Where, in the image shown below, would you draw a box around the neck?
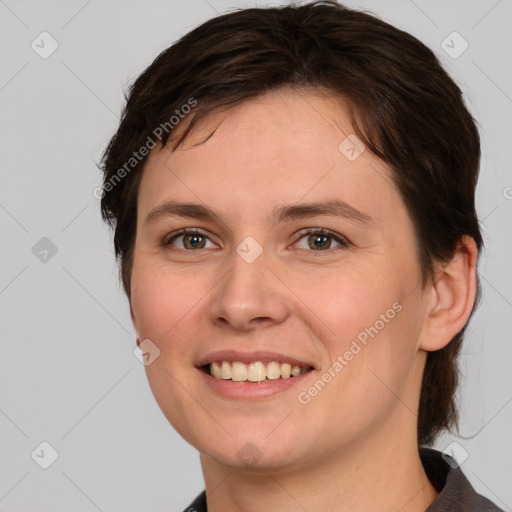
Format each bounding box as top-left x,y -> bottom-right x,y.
200,411 -> 438,512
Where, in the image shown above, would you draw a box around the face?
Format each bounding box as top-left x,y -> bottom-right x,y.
130,88 -> 430,472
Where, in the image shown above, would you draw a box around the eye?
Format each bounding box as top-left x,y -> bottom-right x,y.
163,229 -> 216,250
162,228 -> 349,253
293,228 -> 349,253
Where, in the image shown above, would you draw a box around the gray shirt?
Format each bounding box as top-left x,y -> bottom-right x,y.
183,448 -> 504,511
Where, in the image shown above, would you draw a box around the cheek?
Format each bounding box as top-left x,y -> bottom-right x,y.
131,262 -> 208,342
293,263 -> 419,407
296,307 -> 419,451
288,261 -> 399,345
130,264 -> 213,443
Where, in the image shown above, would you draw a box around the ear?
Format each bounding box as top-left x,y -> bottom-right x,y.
419,235 -> 479,352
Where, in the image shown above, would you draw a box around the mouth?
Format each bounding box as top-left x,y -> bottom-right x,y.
200,360 -> 314,383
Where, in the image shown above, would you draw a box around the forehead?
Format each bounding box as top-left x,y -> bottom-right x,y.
137,88 -> 400,224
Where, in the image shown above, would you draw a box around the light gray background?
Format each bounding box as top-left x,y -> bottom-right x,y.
1,0 -> 511,511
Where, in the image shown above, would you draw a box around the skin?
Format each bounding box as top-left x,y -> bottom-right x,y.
129,88 -> 478,512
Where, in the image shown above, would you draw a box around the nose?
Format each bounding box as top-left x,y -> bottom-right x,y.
208,246 -> 290,332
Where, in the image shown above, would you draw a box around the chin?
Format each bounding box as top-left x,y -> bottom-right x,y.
184,419 -> 315,471
203,437 -> 311,472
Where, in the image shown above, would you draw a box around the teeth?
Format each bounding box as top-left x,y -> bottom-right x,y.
266,361 -> 281,380
211,361 -> 222,379
247,362 -> 266,382
280,363 -> 291,378
208,361 -> 311,382
221,361 -> 232,380
232,362 -> 248,381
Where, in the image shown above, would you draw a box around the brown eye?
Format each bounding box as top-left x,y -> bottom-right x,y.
294,228 -> 348,252
182,233 -> 207,249
307,233 -> 333,250
164,229 -> 215,250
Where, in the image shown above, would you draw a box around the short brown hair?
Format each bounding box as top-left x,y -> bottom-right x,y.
99,0 -> 482,445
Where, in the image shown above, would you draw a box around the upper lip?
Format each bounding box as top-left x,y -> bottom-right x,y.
196,350 -> 316,369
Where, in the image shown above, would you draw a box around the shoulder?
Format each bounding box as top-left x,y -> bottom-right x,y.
182,490 -> 207,512
420,447 -> 505,512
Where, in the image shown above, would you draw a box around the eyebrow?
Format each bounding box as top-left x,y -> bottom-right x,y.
144,199 -> 375,227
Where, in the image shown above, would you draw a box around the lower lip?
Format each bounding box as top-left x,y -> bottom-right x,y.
198,368 -> 314,399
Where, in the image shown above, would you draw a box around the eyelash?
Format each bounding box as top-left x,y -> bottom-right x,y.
163,228 -> 349,255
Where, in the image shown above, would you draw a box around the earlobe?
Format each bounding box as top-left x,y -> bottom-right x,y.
420,236 -> 478,352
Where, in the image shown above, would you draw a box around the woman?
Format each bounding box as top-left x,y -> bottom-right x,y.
99,2 -> 504,510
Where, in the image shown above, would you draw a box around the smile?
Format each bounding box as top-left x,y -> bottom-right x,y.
205,361 -> 313,382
